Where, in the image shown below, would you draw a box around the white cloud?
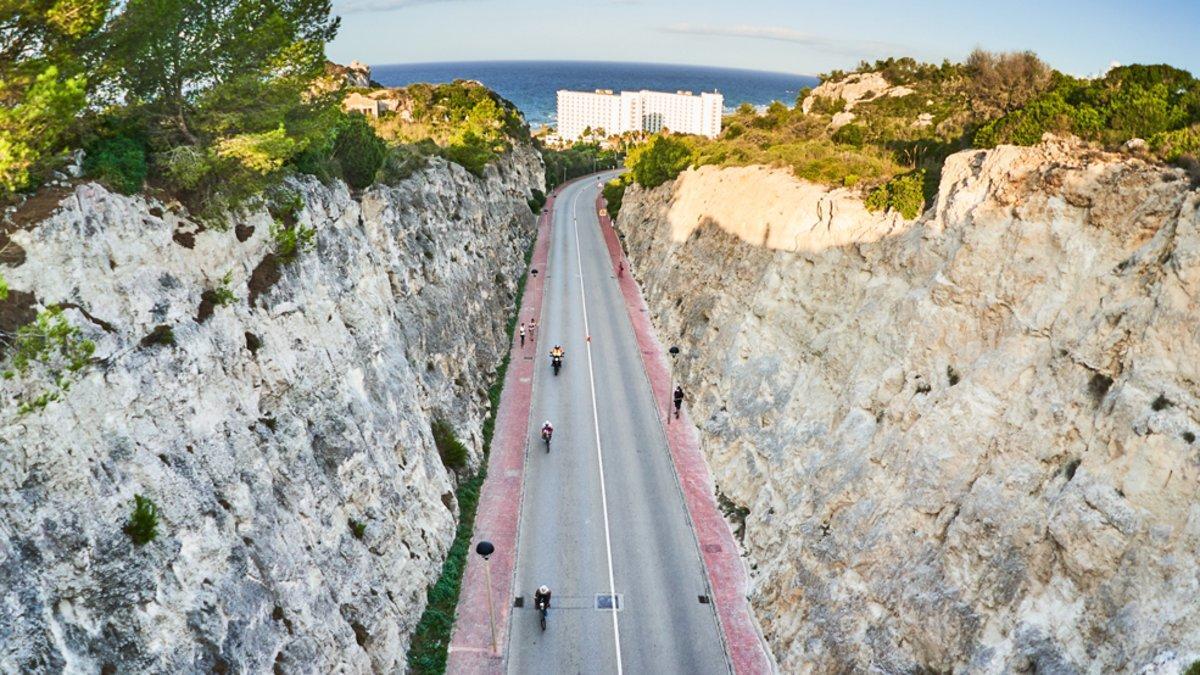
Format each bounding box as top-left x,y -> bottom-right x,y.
662,23 -> 916,59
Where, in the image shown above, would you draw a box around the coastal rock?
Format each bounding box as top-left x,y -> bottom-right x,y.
0,146 -> 543,672
801,71 -> 909,113
615,138 -> 1200,673
658,163 -> 912,253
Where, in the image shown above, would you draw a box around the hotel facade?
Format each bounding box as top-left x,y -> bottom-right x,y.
556,89 -> 723,141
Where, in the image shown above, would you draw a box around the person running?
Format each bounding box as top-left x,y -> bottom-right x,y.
519,321 -> 526,348
529,318 -> 537,342
673,385 -> 684,418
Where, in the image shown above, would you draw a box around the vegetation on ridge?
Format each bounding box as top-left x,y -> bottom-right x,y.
621,51 -> 1200,219
1,2 -> 533,216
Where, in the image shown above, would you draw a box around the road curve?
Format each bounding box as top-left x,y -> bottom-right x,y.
506,174 -> 730,674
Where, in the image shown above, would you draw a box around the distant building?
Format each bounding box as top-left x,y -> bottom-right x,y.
556,89 -> 723,141
342,91 -> 401,118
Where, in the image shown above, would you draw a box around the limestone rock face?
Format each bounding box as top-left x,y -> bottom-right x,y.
661,164 -> 911,253
801,71 -> 908,113
615,139 -> 1200,673
0,146 -> 543,672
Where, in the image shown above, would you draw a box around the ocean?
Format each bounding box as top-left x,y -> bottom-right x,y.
371,60 -> 819,128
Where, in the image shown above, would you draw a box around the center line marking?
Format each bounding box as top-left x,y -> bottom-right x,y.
570,183 -> 624,675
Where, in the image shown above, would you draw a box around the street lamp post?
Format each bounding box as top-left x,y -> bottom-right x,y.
668,346 -> 680,424
475,540 -> 498,654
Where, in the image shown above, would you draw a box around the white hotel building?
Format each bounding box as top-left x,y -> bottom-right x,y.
556,89 -> 723,141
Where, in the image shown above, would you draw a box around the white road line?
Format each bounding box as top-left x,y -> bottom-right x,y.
569,183 -> 624,675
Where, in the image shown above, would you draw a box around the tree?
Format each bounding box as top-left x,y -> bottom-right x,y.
104,0 -> 338,142
965,49 -> 1054,118
626,135 -> 693,188
0,0 -> 111,195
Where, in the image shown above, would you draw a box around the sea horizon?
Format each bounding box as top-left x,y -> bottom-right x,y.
371,60 -> 820,128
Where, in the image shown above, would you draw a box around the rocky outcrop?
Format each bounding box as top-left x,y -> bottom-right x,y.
801,71 -> 913,114
0,145 -> 542,672
615,139 -> 1200,673
658,164 -> 911,253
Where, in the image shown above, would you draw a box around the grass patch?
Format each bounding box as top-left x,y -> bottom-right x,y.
405,237 -> 534,674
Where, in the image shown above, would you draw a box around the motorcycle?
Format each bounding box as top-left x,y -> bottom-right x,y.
551,353 -> 563,376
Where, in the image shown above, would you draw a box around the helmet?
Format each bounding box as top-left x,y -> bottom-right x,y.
538,585 -> 550,594
544,420 -> 551,427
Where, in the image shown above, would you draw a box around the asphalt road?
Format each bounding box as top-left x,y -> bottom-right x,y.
507,174 -> 730,675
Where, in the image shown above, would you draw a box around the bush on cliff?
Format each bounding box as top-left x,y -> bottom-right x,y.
0,1 -> 105,197
602,176 -> 628,218
626,135 -> 693,188
431,418 -> 469,471
84,135 -> 148,195
974,64 -> 1200,155
370,81 -> 528,177
332,113 -> 387,189
125,494 -> 159,545
865,170 -> 926,219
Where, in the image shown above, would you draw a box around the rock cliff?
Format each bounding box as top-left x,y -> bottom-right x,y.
0,145 -> 542,672
615,139 -> 1200,673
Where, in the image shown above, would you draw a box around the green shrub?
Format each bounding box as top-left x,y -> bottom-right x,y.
626,135 -> 693,188
1184,660 -> 1200,675
441,130 -> 495,177
808,95 -> 846,115
348,518 -> 367,540
5,307 -> 95,414
602,177 -> 628,218
376,141 -> 437,183
865,170 -> 927,219
84,135 -> 147,194
1150,124 -> 1200,161
125,494 -> 159,545
832,123 -> 866,148
211,271 -> 237,306
527,188 -> 546,213
270,220 -> 316,264
431,418 -> 469,471
333,113 -> 387,189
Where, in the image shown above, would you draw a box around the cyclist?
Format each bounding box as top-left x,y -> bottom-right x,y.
534,585 -> 552,628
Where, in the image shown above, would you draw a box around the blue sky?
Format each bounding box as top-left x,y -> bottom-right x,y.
327,0 -> 1200,77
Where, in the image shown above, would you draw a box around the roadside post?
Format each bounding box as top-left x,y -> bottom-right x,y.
475,540 -> 498,654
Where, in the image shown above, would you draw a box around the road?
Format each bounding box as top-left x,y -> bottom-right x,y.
506,174 -> 730,675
